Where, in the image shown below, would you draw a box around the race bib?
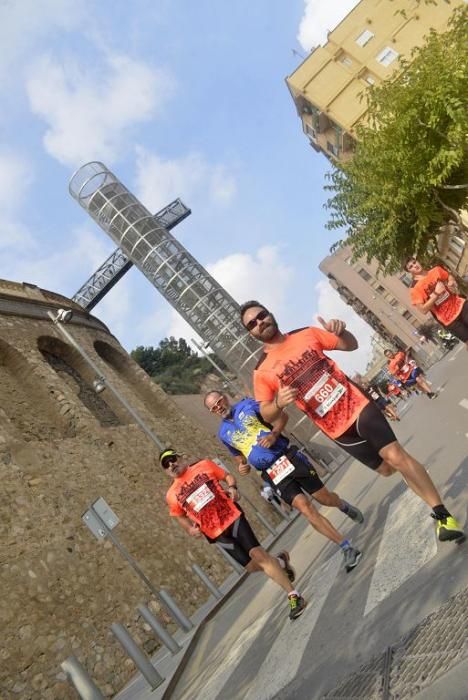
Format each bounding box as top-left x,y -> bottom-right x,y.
267,455 -> 295,485
186,484 -> 215,513
401,364 -> 410,373
434,290 -> 449,306
303,373 -> 347,417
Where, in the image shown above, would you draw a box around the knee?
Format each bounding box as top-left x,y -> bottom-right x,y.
378,462 -> 397,477
380,444 -> 405,468
248,546 -> 267,564
313,487 -> 333,506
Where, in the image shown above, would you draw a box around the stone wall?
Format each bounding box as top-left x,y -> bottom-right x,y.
0,287 -> 280,699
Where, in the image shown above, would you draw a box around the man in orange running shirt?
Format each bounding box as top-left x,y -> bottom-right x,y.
383,348 -> 435,398
161,448 -> 306,620
239,301 -> 464,544
404,258 -> 468,348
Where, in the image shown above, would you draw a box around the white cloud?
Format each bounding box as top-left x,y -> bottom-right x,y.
0,150 -> 35,251
0,0 -> 86,89
26,53 -> 175,166
314,279 -> 373,375
134,147 -> 237,213
297,0 -> 360,52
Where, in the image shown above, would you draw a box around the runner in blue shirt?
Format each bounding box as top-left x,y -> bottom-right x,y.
204,391 -> 364,573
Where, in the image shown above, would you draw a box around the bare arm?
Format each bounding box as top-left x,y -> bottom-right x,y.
415,293 -> 440,315
175,514 -> 202,538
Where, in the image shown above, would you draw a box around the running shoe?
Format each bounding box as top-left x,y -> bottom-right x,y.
343,502 -> 364,524
288,594 -> 307,620
432,515 -> 465,543
427,392 -> 438,399
342,546 -> 362,572
277,550 -> 296,583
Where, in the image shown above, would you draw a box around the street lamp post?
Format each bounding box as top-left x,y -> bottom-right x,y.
47,309 -> 165,450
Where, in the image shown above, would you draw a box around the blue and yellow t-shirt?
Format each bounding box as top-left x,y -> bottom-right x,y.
218,397 -> 289,471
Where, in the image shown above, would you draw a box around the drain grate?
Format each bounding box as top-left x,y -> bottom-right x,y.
323,587 -> 468,699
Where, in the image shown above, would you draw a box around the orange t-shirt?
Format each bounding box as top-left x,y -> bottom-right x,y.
165,460 -> 240,539
253,327 -> 369,440
410,266 -> 464,326
387,352 -> 413,382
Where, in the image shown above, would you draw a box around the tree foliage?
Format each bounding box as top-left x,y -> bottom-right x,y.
131,337 -> 228,394
325,6 -> 468,274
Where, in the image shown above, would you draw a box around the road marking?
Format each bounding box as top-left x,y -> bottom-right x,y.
200,607 -> 274,700
244,551 -> 342,700
459,399 -> 468,410
364,490 -> 437,617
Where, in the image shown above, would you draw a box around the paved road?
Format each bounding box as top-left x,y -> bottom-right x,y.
169,345 -> 468,700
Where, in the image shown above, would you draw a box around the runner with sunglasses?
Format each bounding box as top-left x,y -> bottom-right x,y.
239,301 -> 465,544
160,448 -> 307,620
204,391 -> 363,572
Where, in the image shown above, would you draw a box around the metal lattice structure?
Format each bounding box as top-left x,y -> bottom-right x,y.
72,199 -> 191,310
69,162 -> 345,465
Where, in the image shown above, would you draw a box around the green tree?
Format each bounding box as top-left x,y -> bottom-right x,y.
325,7 -> 467,273
131,337 -> 229,394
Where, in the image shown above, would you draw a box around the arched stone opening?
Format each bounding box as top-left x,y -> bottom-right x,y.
93,340 -> 169,418
37,336 -> 125,428
0,338 -> 71,441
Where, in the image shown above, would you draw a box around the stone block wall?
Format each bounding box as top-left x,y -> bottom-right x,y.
0,286 -> 281,699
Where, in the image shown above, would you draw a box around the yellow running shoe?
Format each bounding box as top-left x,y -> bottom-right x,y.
434,515 -> 465,543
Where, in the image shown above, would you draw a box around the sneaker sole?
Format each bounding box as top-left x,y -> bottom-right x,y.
348,511 -> 364,524
438,531 -> 466,544
345,550 -> 362,573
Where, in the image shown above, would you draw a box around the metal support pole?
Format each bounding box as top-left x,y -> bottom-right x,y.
47,311 -> 165,450
137,604 -> 181,656
111,623 -> 164,690
191,564 -> 223,600
215,543 -> 244,576
158,590 -> 193,632
61,655 -> 105,700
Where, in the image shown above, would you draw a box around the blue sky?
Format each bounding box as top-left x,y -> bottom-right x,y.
0,0 -> 374,374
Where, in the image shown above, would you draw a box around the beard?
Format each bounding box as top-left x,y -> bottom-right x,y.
257,315 -> 279,341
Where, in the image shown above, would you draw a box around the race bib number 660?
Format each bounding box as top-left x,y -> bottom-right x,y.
303,373 -> 346,417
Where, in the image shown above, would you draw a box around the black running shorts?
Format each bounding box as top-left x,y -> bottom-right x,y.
446,300 -> 468,342
333,401 -> 397,470
211,513 -> 260,567
263,447 -> 324,506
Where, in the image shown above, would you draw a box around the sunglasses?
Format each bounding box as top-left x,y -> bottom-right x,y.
162,456 -> 178,469
208,397 -> 224,413
245,309 -> 269,331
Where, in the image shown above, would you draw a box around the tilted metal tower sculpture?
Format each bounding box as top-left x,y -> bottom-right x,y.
69,162 -> 344,465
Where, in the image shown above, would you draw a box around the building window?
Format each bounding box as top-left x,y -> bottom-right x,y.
390,298 -> 398,307
376,47 -> 399,67
341,55 -> 353,68
402,310 -> 412,320
358,268 -> 372,282
363,72 -> 376,85
399,272 -> 413,288
356,29 -> 374,47
305,123 -> 317,141
376,285 -> 385,294
326,141 -> 339,156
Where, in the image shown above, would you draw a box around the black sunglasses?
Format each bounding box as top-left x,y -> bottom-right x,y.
162,456 -> 178,469
245,309 -> 269,331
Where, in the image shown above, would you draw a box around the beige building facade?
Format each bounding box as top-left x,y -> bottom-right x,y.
319,247 -> 443,365
286,0 -> 462,162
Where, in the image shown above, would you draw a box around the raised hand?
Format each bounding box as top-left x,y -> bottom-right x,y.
275,382 -> 298,409
317,316 -> 346,336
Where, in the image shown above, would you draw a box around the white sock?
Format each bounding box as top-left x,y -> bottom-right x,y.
288,589 -> 300,597
277,556 -> 286,569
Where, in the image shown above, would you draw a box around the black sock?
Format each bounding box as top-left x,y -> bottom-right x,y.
432,504 -> 451,519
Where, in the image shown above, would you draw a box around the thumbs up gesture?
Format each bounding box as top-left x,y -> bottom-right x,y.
317,316 -> 346,337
